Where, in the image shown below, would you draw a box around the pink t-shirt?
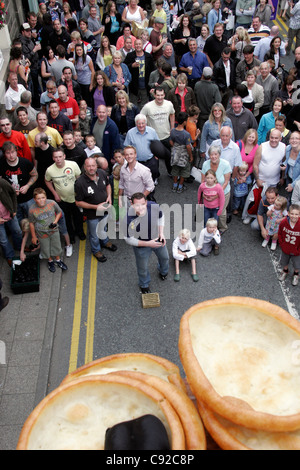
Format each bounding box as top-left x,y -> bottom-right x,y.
198,182 -> 225,216
0,201 -> 11,221
237,140 -> 258,175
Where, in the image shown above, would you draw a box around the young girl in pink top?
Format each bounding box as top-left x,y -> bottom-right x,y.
198,169 -> 225,226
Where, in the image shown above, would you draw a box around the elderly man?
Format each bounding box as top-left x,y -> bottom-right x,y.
179,38 -> 209,88
209,126 -> 243,222
0,177 -> 23,267
226,95 -> 258,141
123,192 -> 169,294
91,105 -> 120,165
75,157 -> 117,262
256,61 -> 279,121
123,114 -> 160,182
253,129 -> 286,189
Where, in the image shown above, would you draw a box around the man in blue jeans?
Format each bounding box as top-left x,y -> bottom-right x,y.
124,192 -> 169,294
75,157 -> 117,262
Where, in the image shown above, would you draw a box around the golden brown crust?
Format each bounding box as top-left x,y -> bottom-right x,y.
62,353 -> 186,391
179,297 -> 300,432
112,370 -> 207,450
17,374 -> 186,450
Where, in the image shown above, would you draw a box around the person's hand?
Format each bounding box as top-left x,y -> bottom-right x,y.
19,184 -> 29,195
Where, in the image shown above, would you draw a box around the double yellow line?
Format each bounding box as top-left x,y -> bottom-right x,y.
68,234 -> 98,374
273,15 -> 296,45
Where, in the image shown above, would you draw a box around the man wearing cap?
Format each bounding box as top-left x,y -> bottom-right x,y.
19,22 -> 41,109
194,67 -> 221,130
235,44 -> 261,85
179,38 -> 209,88
150,17 -> 168,61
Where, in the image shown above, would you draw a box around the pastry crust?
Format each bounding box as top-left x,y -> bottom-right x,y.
17,374 -> 186,450
179,296 -> 300,432
62,353 -> 186,391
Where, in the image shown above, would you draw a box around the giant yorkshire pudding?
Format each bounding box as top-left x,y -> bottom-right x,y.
179,296 -> 300,432
16,374 -> 185,450
62,353 -> 186,391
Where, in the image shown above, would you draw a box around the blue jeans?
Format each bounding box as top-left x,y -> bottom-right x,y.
0,216 -> 23,260
87,216 -> 109,254
133,245 -> 169,288
204,206 -> 219,226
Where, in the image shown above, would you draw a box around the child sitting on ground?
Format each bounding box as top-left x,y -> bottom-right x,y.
198,169 -> 225,226
170,111 -> 193,194
278,204 -> 300,286
84,135 -> 102,158
28,188 -> 68,273
263,195 -> 288,251
172,228 -> 199,282
233,162 -> 249,215
197,218 -> 221,256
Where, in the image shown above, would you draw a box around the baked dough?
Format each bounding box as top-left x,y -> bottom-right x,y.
198,401 -> 300,450
179,297 -> 300,432
17,375 -> 186,450
62,353 -> 186,391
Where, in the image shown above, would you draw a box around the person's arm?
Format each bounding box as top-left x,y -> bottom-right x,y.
45,178 -> 61,202
19,167 -> 38,195
222,172 -> 231,191
253,145 -> 264,187
29,221 -> 38,246
169,113 -> 175,130
89,59 -> 95,91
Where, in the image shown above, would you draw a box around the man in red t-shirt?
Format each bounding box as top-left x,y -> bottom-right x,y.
56,85 -> 80,129
0,116 -> 32,162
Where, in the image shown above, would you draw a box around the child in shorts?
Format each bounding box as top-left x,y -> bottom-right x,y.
172,228 -> 199,282
170,112 -> 193,194
278,204 -> 300,286
263,195 -> 288,251
28,188 -> 68,273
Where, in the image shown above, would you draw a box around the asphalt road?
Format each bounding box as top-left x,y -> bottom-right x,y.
47,160 -> 300,392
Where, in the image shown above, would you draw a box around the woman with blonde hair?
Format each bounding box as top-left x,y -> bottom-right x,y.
236,128 -> 259,184
121,0 -> 145,25
200,103 -> 233,155
103,50 -> 132,92
110,90 -> 139,145
228,26 -> 251,62
61,2 -> 78,29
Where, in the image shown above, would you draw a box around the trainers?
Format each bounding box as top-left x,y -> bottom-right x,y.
243,216 -> 252,225
55,259 -> 68,270
279,270 -> 288,282
65,245 -> 73,257
140,287 -> 151,294
271,241 -> 277,251
172,185 -> 178,193
177,186 -> 183,194
292,274 -> 299,286
262,238 -> 269,248
48,261 -> 56,273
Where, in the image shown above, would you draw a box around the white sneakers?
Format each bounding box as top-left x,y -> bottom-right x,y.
65,245 -> 73,257
279,270 -> 299,286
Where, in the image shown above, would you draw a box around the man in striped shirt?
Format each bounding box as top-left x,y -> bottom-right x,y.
248,16 -> 270,47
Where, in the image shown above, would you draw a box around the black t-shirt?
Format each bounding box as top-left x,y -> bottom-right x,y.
0,156 -> 35,203
47,112 -> 73,136
63,144 -> 87,170
203,34 -> 228,65
35,145 -> 54,184
75,169 -> 109,219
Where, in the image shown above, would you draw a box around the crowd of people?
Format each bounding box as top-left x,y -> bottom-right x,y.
0,0 -> 300,299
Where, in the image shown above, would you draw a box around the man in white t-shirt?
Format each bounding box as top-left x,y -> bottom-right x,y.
45,147 -> 86,247
4,72 -> 26,114
253,129 -> 286,188
140,86 -> 175,174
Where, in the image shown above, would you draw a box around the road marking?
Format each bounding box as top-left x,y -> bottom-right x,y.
85,255 -> 98,364
68,237 -> 87,373
268,247 -> 299,320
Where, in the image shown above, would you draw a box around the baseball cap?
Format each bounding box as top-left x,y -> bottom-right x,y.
22,23 -> 31,30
